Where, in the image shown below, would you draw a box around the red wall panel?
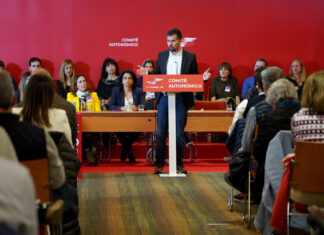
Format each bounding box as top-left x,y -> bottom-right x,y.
1,0 -> 323,97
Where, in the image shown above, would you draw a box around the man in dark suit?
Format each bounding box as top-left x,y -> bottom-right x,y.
139,28 -> 210,174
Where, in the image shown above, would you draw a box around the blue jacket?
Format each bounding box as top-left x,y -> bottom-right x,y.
241,75 -> 255,99
109,86 -> 145,111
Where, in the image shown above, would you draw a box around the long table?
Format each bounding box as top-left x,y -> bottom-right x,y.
81,110 -> 234,132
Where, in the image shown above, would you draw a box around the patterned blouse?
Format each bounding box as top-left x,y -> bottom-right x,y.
291,107 -> 324,146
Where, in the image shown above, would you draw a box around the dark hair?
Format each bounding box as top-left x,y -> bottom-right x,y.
118,70 -> 137,90
167,28 -> 182,40
72,74 -> 91,95
0,71 -> 14,109
254,66 -> 266,91
217,62 -> 233,78
100,58 -> 119,80
0,60 -> 5,69
21,74 -> 55,127
28,57 -> 42,66
142,59 -> 155,68
255,58 -> 268,67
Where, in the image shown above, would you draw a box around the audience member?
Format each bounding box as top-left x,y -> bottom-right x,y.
67,74 -> 101,166
243,66 -> 267,118
0,71 -> 65,189
96,57 -> 119,110
241,66 -> 284,153
233,67 -> 284,201
252,79 -> 300,203
15,71 -> 30,104
210,62 -> 240,107
0,60 -> 17,91
241,58 -> 267,99
28,57 -> 41,72
110,70 -> 145,162
137,59 -> 156,110
290,70 -> 324,146
0,126 -> 18,162
286,59 -> 307,100
0,157 -> 38,235
13,74 -> 73,146
57,59 -> 75,99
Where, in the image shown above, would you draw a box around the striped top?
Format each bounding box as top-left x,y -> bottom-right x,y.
291,107 -> 324,146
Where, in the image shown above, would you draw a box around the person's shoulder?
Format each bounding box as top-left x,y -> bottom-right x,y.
183,49 -> 196,56
157,50 -> 169,57
244,75 -> 254,81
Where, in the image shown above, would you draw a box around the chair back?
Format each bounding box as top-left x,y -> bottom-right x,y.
194,101 -> 226,110
20,158 -> 51,202
292,141 -> 324,193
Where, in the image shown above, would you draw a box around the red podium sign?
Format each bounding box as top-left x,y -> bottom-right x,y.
143,74 -> 203,92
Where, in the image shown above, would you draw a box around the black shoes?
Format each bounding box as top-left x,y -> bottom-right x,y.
154,166 -> 163,174
177,165 -> 188,174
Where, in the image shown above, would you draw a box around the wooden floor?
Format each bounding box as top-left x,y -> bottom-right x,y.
78,172 -> 258,235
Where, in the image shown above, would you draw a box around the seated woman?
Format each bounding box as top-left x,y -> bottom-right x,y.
109,70 -> 145,163
96,57 -> 119,110
210,62 -> 240,108
252,78 -> 301,203
286,59 -> 307,100
57,59 -> 75,99
67,74 -> 101,166
13,73 -> 72,146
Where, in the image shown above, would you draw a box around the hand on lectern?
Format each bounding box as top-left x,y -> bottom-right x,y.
137,65 -> 148,76
203,68 -> 211,81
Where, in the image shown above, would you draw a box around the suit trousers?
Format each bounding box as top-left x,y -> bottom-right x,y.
156,96 -> 187,167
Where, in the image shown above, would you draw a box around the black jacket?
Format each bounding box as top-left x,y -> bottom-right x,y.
153,49 -> 198,110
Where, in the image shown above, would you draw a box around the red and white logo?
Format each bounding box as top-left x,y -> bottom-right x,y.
181,37 -> 197,48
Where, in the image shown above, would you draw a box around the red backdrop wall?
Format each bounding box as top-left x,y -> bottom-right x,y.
1,0 -> 324,98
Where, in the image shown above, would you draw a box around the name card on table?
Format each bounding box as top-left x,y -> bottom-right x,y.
143,75 -> 203,92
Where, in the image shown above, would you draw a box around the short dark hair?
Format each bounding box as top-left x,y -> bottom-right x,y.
167,28 -> 182,40
142,59 -> 155,68
0,60 -> 5,69
100,57 -> 119,80
255,58 -> 267,67
0,71 -> 14,109
217,62 -> 233,78
28,57 -> 42,66
254,66 -> 266,91
118,70 -> 137,90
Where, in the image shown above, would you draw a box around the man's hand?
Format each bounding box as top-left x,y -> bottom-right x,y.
203,68 -> 211,81
137,65 -> 148,76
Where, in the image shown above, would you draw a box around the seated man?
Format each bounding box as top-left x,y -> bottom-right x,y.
241,58 -> 267,100
0,71 -> 65,189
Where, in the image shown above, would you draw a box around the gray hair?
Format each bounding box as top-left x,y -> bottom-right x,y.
266,78 -> 298,105
261,66 -> 284,87
0,71 -> 15,109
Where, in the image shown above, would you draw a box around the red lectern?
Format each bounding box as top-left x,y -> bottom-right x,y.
143,74 -> 203,177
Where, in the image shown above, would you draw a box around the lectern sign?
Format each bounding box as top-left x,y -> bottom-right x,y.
143,74 -> 203,92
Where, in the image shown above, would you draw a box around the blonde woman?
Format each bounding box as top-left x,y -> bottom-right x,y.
57,59 -> 75,99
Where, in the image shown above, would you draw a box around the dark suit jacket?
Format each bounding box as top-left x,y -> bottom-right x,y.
109,86 -> 145,111
153,49 -> 198,109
